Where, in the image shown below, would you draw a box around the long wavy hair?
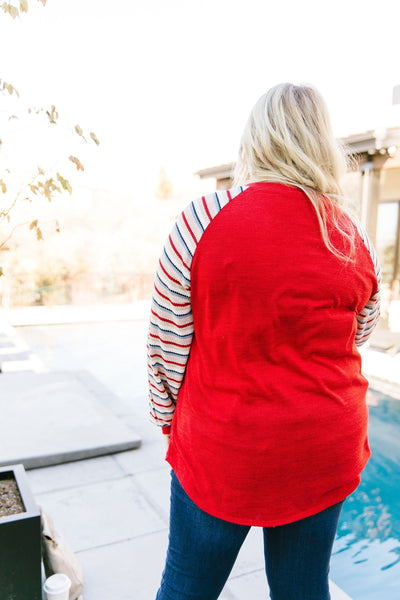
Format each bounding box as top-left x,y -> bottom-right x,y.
233,82 -> 355,260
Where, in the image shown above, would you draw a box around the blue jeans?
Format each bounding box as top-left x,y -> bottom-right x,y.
156,471 -> 344,600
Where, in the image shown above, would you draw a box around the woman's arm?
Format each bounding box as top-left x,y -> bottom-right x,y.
354,222 -> 382,346
147,216 -> 194,431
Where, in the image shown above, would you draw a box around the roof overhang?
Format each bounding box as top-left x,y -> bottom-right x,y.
339,126 -> 400,156
196,127 -> 400,181
195,162 -> 235,180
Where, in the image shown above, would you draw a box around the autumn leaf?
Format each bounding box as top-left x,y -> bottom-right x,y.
1,81 -> 19,97
68,155 -> 84,171
90,132 -> 100,146
2,4 -> 19,18
29,184 -> 39,194
19,0 -> 28,12
46,105 -> 58,124
74,125 -> 86,141
0,180 -> 6,194
56,173 -> 72,194
8,114 -> 18,121
39,0 -> 47,5
36,227 -> 43,241
37,166 -> 45,175
42,177 -> 61,200
29,219 -> 38,230
0,266 -> 3,277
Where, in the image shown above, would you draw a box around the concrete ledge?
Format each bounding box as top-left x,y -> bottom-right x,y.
0,370 -> 141,469
365,375 -> 400,401
360,345 -> 400,400
0,318 -> 46,373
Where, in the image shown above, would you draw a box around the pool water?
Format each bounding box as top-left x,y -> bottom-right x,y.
330,389 -> 400,599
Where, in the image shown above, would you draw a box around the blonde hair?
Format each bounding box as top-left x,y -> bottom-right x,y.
233,82 -> 355,260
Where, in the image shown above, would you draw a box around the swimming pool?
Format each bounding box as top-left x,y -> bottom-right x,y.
330,389 -> 400,599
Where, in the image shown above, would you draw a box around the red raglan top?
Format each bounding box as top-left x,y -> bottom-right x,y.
147,183 -> 381,526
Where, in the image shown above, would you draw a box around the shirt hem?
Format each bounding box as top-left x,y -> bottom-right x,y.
166,454 -> 360,527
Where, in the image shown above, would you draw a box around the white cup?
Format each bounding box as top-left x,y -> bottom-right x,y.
43,573 -> 71,600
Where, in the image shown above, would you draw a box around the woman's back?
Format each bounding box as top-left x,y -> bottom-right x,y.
163,182 -> 379,525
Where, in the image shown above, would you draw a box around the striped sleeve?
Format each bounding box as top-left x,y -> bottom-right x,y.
147,187 -> 245,430
354,221 -> 381,346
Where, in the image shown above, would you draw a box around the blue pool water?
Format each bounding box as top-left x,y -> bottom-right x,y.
330,389 -> 400,599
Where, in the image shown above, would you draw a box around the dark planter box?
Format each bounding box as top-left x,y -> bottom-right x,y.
0,464 -> 42,600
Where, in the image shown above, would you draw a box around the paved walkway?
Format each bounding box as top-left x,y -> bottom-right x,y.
2,304 -> 399,600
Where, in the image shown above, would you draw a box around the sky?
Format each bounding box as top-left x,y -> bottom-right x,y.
1,0 -> 400,201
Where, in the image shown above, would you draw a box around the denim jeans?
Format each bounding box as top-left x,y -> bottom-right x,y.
156,470 -> 344,600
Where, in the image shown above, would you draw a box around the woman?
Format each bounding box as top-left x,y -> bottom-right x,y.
147,83 -> 381,600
